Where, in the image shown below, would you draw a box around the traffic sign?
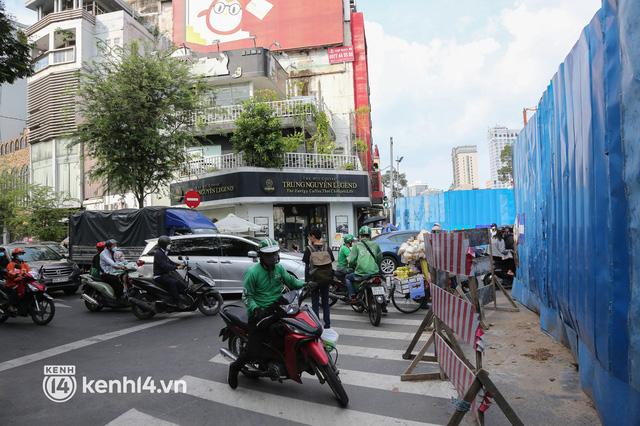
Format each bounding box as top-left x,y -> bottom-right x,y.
184,190 -> 201,209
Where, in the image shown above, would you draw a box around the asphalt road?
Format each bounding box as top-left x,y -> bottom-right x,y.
0,291 -> 465,426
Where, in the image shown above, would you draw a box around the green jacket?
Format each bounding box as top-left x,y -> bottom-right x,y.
347,239 -> 382,276
337,245 -> 351,269
242,263 -> 305,315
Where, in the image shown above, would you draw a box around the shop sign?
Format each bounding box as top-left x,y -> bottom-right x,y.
328,46 -> 355,64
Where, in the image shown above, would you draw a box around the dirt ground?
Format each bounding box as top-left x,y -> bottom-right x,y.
470,292 -> 600,425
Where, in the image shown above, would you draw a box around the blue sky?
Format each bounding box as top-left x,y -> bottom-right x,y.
5,0 -> 602,189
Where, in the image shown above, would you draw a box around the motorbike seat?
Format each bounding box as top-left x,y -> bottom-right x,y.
223,304 -> 248,327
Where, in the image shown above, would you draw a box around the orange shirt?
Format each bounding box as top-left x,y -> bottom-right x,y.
5,261 -> 31,289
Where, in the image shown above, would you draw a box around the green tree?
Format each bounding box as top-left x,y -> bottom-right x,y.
0,2 -> 33,84
382,170 -> 407,199
74,40 -> 207,208
231,97 -> 285,168
498,144 -> 514,184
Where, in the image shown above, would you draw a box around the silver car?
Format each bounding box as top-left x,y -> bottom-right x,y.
138,234 -> 305,294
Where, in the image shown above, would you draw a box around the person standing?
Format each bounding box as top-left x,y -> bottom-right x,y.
302,228 -> 334,329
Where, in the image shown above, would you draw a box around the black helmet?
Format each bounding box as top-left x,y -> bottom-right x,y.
105,239 -> 117,248
158,236 -> 171,249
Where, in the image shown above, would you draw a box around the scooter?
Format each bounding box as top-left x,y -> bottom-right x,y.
0,269 -> 56,325
80,262 -> 139,312
218,285 -> 349,408
349,275 -> 386,326
127,256 -> 223,320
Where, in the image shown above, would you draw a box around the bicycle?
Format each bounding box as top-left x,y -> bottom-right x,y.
387,275 -> 429,314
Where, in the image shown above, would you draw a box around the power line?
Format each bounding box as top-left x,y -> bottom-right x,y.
0,114 -> 27,122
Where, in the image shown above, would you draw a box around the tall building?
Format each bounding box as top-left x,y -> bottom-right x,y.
488,125 -> 519,189
451,145 -> 479,190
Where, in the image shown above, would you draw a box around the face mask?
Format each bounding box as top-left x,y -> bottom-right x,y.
0,252 -> 4,257
16,255 -> 24,262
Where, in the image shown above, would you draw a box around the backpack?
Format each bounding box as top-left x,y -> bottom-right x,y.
308,244 -> 334,284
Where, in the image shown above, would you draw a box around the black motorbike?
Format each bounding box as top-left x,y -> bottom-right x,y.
127,257 -> 223,320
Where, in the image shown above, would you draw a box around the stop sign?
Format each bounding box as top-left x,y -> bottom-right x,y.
184,190 -> 201,209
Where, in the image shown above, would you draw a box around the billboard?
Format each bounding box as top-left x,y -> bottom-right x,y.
173,0 -> 345,52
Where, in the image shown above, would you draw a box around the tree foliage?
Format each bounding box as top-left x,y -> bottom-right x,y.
382,170 -> 408,199
0,2 -> 33,84
74,40 -> 207,208
498,144 -> 514,184
231,97 -> 285,168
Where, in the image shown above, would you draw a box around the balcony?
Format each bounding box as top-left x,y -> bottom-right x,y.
32,47 -> 76,73
188,97 -> 334,136
25,9 -> 96,37
181,152 -> 363,177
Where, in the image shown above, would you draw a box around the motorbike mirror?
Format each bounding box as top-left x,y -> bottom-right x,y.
248,251 -> 258,259
177,256 -> 183,260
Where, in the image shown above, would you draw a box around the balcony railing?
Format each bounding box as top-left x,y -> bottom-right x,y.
32,47 -> 76,73
189,97 -> 321,128
181,152 -> 362,177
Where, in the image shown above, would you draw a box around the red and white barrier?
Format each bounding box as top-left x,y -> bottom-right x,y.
435,332 -> 477,411
430,283 -> 478,344
425,232 -> 470,276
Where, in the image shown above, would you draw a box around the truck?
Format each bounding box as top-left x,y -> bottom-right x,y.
69,207 -> 218,268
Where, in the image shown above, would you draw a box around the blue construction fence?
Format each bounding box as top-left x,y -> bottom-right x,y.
394,189 -> 515,231
512,0 -> 640,424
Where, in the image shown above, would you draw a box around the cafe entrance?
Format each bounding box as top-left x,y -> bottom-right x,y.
274,204 -> 328,251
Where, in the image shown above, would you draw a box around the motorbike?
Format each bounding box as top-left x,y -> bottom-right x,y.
218,285 -> 349,408
348,274 -> 386,326
0,269 -> 56,325
80,262 -> 139,312
127,256 -> 224,320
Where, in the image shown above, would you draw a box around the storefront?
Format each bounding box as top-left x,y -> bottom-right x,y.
170,169 -> 370,249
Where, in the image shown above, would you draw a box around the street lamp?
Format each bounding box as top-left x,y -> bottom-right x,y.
395,156 -> 404,198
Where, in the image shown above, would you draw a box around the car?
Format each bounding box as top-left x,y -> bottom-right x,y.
138,234 -> 306,294
3,244 -> 81,295
372,230 -> 420,274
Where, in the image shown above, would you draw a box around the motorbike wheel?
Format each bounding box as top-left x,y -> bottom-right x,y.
0,312 -> 8,323
350,299 -> 365,313
328,282 -> 340,307
367,289 -> 382,327
197,292 -> 223,316
131,293 -> 155,320
30,297 -> 55,325
317,363 -> 349,408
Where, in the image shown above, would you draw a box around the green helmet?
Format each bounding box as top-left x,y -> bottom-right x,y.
258,238 -> 280,254
358,226 -> 371,236
343,234 -> 355,244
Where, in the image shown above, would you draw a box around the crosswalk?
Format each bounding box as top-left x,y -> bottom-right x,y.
105,304 -> 456,426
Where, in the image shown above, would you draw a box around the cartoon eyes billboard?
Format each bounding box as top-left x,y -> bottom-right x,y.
173,0 -> 345,52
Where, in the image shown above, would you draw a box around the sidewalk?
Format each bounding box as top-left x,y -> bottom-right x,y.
477,292 -> 600,425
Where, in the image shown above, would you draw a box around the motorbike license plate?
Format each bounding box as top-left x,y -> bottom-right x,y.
371,286 -> 385,296
52,277 -> 68,283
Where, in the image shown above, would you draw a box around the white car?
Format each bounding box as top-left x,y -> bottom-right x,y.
138,234 -> 306,294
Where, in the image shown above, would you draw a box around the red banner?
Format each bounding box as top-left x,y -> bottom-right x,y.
173,0 -> 344,53
328,46 -> 355,64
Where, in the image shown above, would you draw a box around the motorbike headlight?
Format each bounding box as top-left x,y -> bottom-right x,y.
28,283 -> 39,292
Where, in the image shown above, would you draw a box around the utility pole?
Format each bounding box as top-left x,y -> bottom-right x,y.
389,137 -> 394,223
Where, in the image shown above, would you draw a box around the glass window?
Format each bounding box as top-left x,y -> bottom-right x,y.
19,246 -> 63,262
219,237 -> 256,257
389,233 -> 418,244
171,237 -> 220,257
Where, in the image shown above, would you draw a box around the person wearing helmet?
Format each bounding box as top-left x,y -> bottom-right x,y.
336,234 -> 355,276
345,226 -> 382,304
100,239 -> 125,299
228,238 -> 305,390
153,236 -> 186,308
4,248 -> 32,312
0,247 -> 9,279
91,242 -> 106,280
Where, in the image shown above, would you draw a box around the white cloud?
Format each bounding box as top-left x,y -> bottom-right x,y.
366,0 -> 600,190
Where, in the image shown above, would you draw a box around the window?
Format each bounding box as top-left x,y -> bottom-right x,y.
170,237 -> 221,257
389,233 -> 417,244
219,237 -> 256,257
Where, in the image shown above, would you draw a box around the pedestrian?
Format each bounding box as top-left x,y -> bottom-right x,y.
302,227 -> 334,329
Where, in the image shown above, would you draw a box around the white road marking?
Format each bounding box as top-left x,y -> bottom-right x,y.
0,318 -> 179,373
338,344 -> 414,360
105,408 -> 178,426
181,375 -> 443,426
333,327 -> 422,341
55,303 -> 72,308
209,355 -> 454,399
330,314 -> 424,327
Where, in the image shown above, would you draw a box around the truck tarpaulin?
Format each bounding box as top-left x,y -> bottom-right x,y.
512,0 -> 640,423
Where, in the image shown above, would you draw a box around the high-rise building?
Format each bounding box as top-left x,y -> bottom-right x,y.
451,145 -> 479,190
488,126 -> 519,189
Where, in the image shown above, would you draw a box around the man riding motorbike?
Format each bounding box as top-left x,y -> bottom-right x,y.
336,234 -> 354,277
228,238 -> 305,390
4,247 -> 32,312
153,236 -> 186,309
99,239 -> 125,299
345,226 -> 382,304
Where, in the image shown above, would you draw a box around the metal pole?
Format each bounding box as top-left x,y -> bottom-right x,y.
389,137 -> 394,223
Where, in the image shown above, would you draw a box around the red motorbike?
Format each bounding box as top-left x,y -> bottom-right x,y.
219,285 -> 349,407
0,269 -> 56,325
